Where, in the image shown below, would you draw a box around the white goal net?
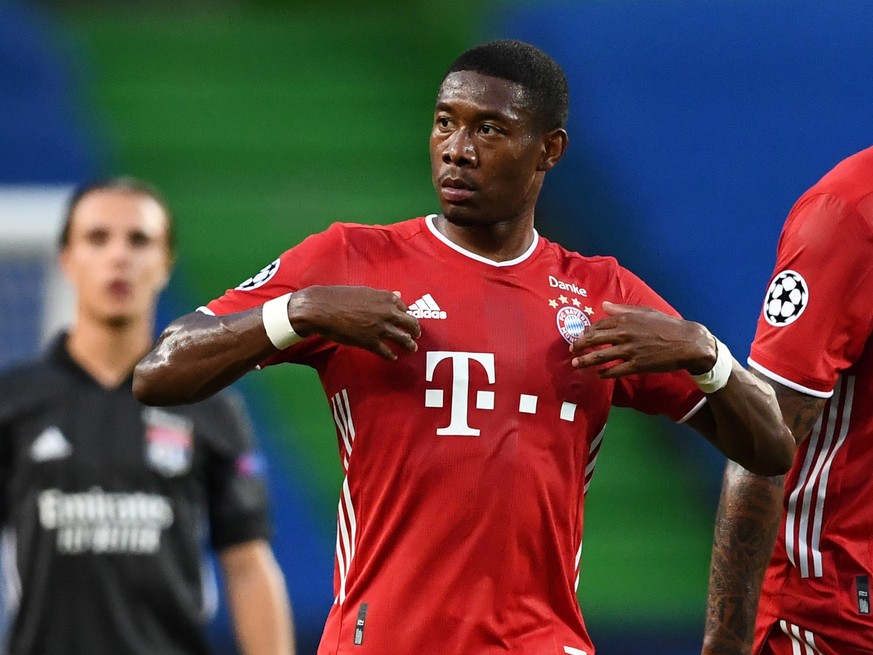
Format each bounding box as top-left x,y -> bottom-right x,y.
0,186 -> 76,370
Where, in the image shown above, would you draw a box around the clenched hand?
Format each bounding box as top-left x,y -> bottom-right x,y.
289,285 -> 422,360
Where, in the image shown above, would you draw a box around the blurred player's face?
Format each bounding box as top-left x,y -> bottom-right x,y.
60,190 -> 172,328
430,71 -> 564,228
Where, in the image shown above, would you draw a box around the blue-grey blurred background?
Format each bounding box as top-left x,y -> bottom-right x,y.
1,1 -> 870,653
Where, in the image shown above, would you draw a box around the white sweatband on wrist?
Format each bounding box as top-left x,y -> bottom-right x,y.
261,292 -> 304,350
691,336 -> 733,394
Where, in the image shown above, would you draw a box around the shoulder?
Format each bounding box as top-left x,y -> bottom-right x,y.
326,217 -> 426,246
794,147 -> 873,233
172,388 -> 254,453
0,357 -> 63,420
539,235 -> 620,269
539,235 -> 638,284
539,234 -> 671,309
782,191 -> 873,257
280,217 -> 426,261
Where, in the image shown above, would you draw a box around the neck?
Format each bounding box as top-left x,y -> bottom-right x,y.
66,316 -> 154,389
433,214 -> 536,263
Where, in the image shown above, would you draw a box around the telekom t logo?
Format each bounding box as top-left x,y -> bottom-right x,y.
424,351 -> 495,436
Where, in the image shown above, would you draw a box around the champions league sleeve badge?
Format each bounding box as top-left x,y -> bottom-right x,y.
235,258 -> 280,291
763,270 -> 809,327
143,408 -> 194,477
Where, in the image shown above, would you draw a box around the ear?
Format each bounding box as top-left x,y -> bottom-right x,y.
57,247 -> 73,281
537,128 -> 568,172
157,251 -> 175,291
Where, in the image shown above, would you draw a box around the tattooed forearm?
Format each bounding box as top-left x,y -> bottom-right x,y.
701,461 -> 784,655
750,369 -> 826,445
702,373 -> 825,655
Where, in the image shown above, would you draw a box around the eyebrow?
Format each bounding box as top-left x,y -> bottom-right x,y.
80,226 -> 158,240
434,101 -> 518,123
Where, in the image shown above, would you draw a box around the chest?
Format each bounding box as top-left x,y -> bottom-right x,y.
323,262 -> 617,444
6,387 -> 201,494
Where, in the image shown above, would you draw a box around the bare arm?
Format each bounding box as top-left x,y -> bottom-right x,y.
700,376 -> 826,655
220,540 -> 295,655
134,285 -> 421,405
570,302 -> 795,476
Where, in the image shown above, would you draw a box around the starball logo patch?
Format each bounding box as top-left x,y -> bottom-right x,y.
236,259 -> 280,291
763,270 -> 809,327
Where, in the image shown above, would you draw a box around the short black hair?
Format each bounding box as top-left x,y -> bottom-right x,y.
59,176 -> 176,253
444,39 -> 569,133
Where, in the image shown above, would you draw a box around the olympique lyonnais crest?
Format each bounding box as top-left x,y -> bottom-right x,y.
143,408 -> 194,477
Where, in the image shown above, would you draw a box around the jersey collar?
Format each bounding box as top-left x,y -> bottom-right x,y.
424,214 -> 540,268
47,332 -> 134,391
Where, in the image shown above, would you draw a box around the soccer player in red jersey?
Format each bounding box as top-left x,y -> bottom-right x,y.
135,41 -> 794,655
701,146 -> 873,655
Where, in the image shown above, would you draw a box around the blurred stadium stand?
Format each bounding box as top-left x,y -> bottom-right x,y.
2,1 -> 872,654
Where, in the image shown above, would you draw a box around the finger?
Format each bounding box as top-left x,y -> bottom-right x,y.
373,340 -> 398,361
394,312 -> 422,339
571,345 -> 626,369
595,361 -> 638,379
570,328 -> 619,353
602,301 -> 644,315
602,300 -> 624,316
384,327 -> 419,352
391,291 -> 409,312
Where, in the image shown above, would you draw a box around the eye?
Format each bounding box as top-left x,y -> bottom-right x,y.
436,116 -> 452,129
128,231 -> 152,248
479,123 -> 499,135
84,229 -> 109,246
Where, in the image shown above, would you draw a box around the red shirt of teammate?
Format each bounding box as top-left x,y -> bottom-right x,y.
749,145 -> 873,654
204,216 -> 705,655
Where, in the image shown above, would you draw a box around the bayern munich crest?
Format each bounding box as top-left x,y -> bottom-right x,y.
556,305 -> 590,344
236,258 -> 280,291
763,270 -> 809,327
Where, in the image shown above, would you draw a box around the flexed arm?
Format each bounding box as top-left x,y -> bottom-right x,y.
570,302 -> 795,476
700,379 -> 824,655
134,285 -> 421,406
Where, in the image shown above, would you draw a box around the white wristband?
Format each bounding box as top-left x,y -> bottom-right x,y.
691,336 -> 733,394
261,292 -> 304,350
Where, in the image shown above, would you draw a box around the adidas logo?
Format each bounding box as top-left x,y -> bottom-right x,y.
30,426 -> 73,462
407,293 -> 447,320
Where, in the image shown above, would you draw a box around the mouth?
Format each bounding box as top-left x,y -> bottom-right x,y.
107,280 -> 132,298
439,176 -> 477,203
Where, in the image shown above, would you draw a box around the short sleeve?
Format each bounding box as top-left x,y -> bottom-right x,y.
0,416 -> 9,526
203,391 -> 273,550
202,222 -> 351,368
610,268 -> 706,422
204,222 -> 350,316
749,194 -> 873,396
0,373 -> 17,526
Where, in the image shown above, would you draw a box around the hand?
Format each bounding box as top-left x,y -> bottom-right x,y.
569,301 -> 715,378
288,285 -> 421,360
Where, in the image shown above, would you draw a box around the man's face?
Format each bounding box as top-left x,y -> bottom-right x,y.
430,71 -> 548,227
60,189 -> 172,328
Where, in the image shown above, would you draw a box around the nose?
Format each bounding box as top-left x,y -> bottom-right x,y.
442,129 -> 478,167
106,236 -> 133,267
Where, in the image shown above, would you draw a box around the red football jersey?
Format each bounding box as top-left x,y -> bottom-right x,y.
205,216 -> 705,655
749,147 -> 873,653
